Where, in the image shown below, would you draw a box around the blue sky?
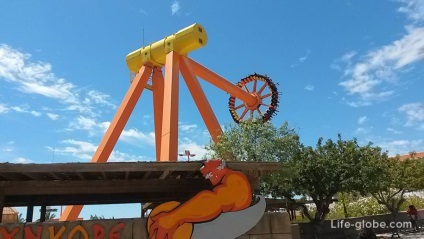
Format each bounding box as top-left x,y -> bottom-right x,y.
1,0 -> 424,219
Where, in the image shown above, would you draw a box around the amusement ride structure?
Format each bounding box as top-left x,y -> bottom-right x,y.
60,23 -> 279,221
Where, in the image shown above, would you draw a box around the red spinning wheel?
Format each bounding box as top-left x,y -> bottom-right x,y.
229,73 -> 279,124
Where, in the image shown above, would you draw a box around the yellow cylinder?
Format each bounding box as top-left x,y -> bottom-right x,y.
126,23 -> 208,72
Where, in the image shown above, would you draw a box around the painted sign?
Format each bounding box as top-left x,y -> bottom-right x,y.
147,159 -> 265,239
0,220 -> 129,239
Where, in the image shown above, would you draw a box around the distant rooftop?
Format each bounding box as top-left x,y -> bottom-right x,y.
397,151 -> 424,161
2,207 -> 17,215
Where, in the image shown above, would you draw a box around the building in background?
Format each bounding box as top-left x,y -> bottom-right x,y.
1,207 -> 18,223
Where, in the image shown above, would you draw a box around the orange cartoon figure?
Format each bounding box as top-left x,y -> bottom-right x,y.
147,159 -> 253,239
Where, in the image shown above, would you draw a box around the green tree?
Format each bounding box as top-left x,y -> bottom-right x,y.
287,135 -> 385,237
206,119 -> 300,162
207,122 -> 386,238
18,213 -> 26,223
90,214 -> 105,220
366,157 -> 424,221
206,118 -> 302,208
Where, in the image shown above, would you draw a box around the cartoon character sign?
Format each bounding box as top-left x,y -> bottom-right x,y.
147,159 -> 265,239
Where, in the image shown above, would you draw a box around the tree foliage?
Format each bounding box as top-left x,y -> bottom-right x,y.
90,214 -> 106,220
206,120 -> 392,238
206,119 -> 301,162
289,135 -> 386,226
18,213 -> 26,223
364,156 -> 424,220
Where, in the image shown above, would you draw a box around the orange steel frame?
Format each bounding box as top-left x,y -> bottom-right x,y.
60,52 -> 259,221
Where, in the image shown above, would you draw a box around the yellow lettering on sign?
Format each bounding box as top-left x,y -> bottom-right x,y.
68,225 -> 88,239
48,225 -> 66,239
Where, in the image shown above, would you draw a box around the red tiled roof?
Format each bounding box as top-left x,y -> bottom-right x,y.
2,207 -> 18,215
397,151 -> 424,161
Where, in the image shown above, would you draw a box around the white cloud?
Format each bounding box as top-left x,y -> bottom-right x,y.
304,85 -> 314,91
386,127 -> 403,134
339,26 -> 424,104
171,1 -> 181,15
178,138 -> 207,160
0,45 -> 115,116
85,90 -> 116,109
398,0 -> 424,23
330,51 -> 357,71
0,103 -> 9,113
9,105 -> 42,117
299,49 -> 310,62
120,128 -> 155,146
358,116 -> 367,124
355,126 -> 372,135
14,157 -> 32,164
179,123 -> 198,132
46,113 -> 59,120
71,118 -> 155,145
398,102 -> 424,128
49,139 -> 151,162
377,139 -> 424,156
340,97 -> 371,107
69,116 -> 97,131
139,9 -> 148,15
48,140 -> 98,160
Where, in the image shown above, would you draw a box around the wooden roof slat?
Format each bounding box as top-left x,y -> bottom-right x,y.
0,161 -> 281,174
0,173 -> 27,181
143,171 -> 151,179
1,179 -> 212,195
49,173 -> 63,180
76,172 -> 86,180
159,170 -> 170,179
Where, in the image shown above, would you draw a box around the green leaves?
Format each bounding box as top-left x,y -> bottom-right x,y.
206,118 -> 300,163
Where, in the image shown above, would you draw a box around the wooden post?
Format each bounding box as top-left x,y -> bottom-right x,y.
0,190 -> 4,223
40,205 -> 46,222
26,204 -> 34,222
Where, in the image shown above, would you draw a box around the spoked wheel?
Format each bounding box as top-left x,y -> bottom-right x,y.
229,73 -> 279,124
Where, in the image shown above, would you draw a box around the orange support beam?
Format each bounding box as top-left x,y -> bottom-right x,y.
159,52 -> 180,161
152,67 -> 165,161
180,56 -> 222,143
185,57 -> 258,107
60,65 -> 153,221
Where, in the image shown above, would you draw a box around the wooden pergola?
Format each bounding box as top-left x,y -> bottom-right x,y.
0,161 -> 280,222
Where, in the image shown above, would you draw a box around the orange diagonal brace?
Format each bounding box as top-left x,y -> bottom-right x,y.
160,52 -> 180,161
152,67 -> 164,161
180,56 -> 222,143
185,57 -> 257,107
60,65 -> 153,221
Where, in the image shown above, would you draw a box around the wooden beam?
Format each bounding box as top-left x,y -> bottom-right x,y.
0,172 -> 26,181
49,173 -> 63,180
1,179 -> 211,195
26,204 -> 34,222
21,172 -> 40,180
76,172 -> 86,180
142,171 -> 151,179
40,205 -> 46,222
0,162 -> 281,173
0,189 -> 4,223
159,170 -> 170,179
5,192 -> 201,207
